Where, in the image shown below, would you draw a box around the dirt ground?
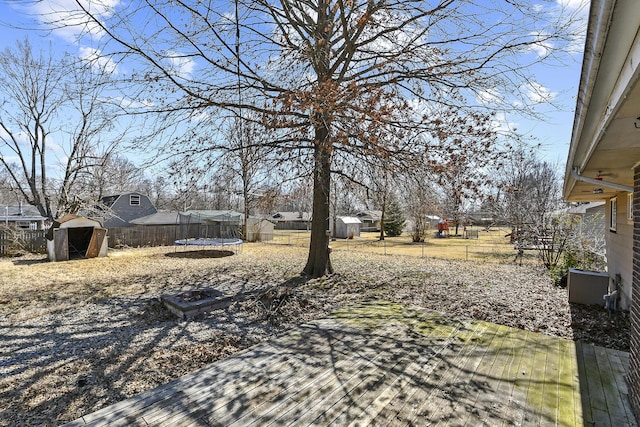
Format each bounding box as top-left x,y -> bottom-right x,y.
0,244 -> 630,426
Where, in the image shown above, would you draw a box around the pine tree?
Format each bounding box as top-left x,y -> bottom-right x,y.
384,197 -> 406,237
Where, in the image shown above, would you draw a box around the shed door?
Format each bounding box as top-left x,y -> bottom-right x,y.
86,228 -> 107,258
54,228 -> 69,261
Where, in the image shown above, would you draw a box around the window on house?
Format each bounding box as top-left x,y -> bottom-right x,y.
628,193 -> 633,221
610,197 -> 617,231
130,194 -> 141,206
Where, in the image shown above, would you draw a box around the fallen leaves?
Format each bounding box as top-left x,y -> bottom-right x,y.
0,245 -> 629,426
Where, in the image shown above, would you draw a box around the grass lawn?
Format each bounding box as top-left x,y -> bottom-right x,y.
270,227 -> 538,263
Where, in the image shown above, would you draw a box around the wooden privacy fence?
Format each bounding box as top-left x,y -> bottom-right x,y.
0,230 -> 47,255
107,224 -> 241,248
0,224 -> 243,254
108,225 -> 197,248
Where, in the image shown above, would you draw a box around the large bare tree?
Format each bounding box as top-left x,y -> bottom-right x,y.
216,113 -> 277,237
51,0 -> 583,275
76,153 -> 145,201
0,38 -> 122,219
0,39 -> 66,219
428,111 -> 500,234
491,145 -> 561,238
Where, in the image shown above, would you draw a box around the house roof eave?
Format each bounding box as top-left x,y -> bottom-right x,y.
564,0 -> 640,202
564,0 -> 615,201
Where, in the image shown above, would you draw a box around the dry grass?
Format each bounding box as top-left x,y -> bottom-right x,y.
269,228 -> 537,262
0,243 -> 629,426
0,246 -> 292,320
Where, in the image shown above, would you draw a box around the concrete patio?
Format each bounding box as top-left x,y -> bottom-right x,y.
65,300 -> 636,426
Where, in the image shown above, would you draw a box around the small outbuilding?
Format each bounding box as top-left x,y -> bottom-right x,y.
246,218 -> 275,242
331,216 -> 361,239
46,215 -> 108,261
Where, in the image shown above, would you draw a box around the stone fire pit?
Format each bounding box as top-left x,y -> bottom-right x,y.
161,288 -> 232,320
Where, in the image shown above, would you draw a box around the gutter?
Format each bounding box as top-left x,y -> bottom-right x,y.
575,0 -> 616,173
571,168 -> 633,193
563,0 -> 615,200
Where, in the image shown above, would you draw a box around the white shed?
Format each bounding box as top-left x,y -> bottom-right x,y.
46,215 -> 108,261
246,218 -> 275,242
331,216 -> 361,239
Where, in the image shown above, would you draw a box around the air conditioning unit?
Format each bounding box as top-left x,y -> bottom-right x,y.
567,268 -> 609,306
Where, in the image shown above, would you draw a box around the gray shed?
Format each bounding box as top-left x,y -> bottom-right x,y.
246,218 -> 275,242
331,216 -> 361,239
46,215 -> 108,261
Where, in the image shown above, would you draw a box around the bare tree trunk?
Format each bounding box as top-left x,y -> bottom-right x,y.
378,169 -> 389,241
379,206 -> 386,241
303,125 -> 332,277
243,186 -> 249,240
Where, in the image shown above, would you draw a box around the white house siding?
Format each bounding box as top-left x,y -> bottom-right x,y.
606,193 -> 633,310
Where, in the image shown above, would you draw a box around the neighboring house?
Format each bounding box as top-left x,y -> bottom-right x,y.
99,193 -> 158,228
129,211 -> 182,226
466,210 -> 497,226
355,210 -> 382,231
131,210 -> 245,227
330,216 -> 361,239
2,203 -> 48,230
565,201 -> 606,221
567,202 -> 607,258
562,0 -> 640,419
271,211 -> 312,230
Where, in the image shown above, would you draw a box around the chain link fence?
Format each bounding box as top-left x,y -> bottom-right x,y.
1,226 -> 539,264
260,228 -> 535,263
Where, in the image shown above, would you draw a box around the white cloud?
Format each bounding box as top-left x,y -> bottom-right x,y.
522,81 -> 558,103
165,51 -> 196,79
556,0 -> 589,11
28,0 -> 121,43
476,89 -> 501,105
0,126 -> 11,143
78,46 -> 119,74
109,96 -> 155,109
0,126 -> 30,151
190,110 -> 210,123
528,32 -> 554,58
556,0 -> 590,55
490,112 -> 519,134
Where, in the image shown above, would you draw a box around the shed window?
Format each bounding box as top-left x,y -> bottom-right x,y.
130,195 -> 141,206
628,193 -> 633,221
609,197 -> 617,232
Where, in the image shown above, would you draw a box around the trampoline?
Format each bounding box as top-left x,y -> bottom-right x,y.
175,238 -> 243,247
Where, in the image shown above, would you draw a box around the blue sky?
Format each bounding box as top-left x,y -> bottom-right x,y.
0,0 -> 590,170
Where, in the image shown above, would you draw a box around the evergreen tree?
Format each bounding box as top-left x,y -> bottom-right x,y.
384,197 -> 406,237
